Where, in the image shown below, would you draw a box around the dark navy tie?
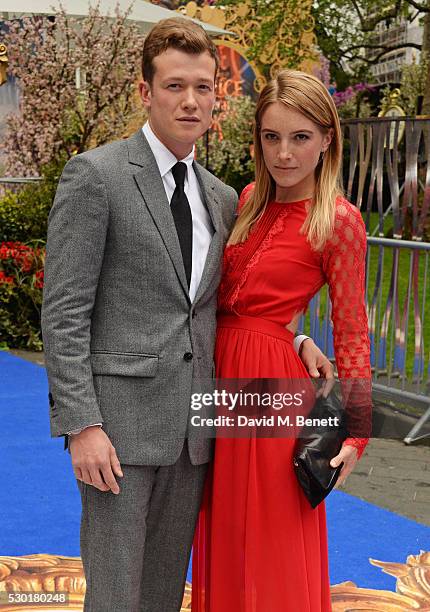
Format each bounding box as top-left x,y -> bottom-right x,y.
171,162 -> 193,288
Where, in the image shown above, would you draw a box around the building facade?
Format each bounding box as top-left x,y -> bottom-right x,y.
368,15 -> 423,84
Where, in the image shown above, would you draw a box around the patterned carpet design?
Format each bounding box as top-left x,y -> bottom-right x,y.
0,551 -> 429,610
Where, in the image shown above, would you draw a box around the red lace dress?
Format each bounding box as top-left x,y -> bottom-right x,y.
192,184 -> 371,612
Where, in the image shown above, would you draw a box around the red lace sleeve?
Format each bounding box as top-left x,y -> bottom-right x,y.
237,183 -> 255,213
322,198 -> 372,459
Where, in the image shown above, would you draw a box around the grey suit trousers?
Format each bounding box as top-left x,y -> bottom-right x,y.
78,442 -> 207,612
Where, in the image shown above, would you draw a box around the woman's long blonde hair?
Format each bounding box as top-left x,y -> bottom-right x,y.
228,69 -> 343,250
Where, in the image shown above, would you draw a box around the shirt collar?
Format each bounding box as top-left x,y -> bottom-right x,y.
142,122 -> 195,179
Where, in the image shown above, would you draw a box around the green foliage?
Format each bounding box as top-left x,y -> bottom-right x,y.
197,96 -> 256,194
0,281 -> 43,350
398,55 -> 429,115
0,242 -> 45,350
217,0 -> 317,76
337,97 -> 373,119
0,160 -> 60,350
312,0 -> 367,79
0,158 -> 65,243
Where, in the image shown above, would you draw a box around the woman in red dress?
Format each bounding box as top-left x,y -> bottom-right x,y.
192,69 -> 371,612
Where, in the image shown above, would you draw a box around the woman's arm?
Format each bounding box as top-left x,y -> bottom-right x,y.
322,199 -> 372,461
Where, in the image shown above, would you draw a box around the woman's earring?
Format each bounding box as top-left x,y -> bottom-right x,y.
319,150 -> 325,164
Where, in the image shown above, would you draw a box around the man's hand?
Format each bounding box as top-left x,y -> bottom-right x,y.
299,338 -> 335,397
331,443 -> 358,487
70,427 -> 123,494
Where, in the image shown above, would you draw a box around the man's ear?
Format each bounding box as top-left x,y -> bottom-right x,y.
139,80 -> 152,110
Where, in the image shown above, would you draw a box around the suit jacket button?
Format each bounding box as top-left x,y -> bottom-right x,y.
184,352 -> 193,362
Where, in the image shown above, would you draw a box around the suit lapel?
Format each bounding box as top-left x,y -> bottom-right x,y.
127,131 -> 190,299
192,163 -> 224,305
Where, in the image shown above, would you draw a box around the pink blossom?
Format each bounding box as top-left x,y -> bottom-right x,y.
2,7 -> 144,175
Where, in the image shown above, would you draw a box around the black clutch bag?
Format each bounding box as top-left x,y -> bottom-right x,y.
293,391 -> 347,509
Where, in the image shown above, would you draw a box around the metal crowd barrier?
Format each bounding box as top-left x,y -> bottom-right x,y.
303,236 -> 430,443
304,117 -> 430,443
0,177 -> 42,183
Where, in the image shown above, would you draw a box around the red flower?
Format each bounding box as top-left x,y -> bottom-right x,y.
0,270 -> 15,285
0,242 -> 45,289
0,241 -> 39,272
35,269 -> 44,289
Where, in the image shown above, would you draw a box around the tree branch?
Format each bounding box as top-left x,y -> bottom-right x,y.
340,41 -> 422,64
344,41 -> 422,52
405,0 -> 430,12
350,0 -> 366,29
353,0 -> 403,32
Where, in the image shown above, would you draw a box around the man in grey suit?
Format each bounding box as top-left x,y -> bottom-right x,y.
42,17 -> 332,612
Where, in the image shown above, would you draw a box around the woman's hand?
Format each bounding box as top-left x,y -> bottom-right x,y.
299,339 -> 335,396
330,443 -> 358,487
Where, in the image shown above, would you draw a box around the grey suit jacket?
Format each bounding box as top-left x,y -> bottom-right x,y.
41,129 -> 238,466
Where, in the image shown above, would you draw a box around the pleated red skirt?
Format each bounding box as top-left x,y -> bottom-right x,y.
192,315 -> 332,612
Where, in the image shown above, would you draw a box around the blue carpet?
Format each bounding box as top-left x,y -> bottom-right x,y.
0,351 -> 81,556
1,351 -> 429,591
326,489 -> 430,589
